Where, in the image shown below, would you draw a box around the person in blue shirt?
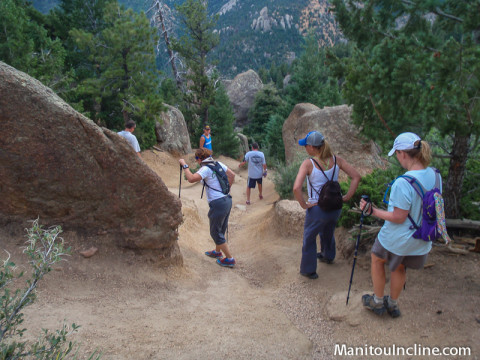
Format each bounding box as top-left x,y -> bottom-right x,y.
360,132 -> 440,318
199,125 -> 212,155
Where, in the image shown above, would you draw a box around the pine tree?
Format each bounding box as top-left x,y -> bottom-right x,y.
71,3 -> 164,148
208,84 -> 240,158
265,114 -> 286,162
0,0 -> 71,91
331,0 -> 480,217
171,0 -> 219,139
285,34 -> 342,109
245,84 -> 287,147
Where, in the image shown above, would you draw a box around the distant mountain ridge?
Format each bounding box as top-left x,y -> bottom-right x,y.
31,0 -> 342,76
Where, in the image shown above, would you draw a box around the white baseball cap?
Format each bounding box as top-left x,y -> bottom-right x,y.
388,132 -> 421,156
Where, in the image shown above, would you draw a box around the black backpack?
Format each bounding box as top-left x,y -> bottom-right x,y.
310,157 -> 343,211
201,162 -> 230,197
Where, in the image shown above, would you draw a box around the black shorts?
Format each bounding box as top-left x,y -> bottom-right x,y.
248,177 -> 262,188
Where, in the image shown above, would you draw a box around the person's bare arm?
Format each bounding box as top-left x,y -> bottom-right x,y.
226,168 -> 235,186
199,136 -> 205,149
337,155 -> 361,202
293,160 -> 315,209
179,159 -> 202,183
360,198 -> 409,224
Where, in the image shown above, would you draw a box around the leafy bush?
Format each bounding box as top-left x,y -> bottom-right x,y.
338,167 -> 403,228
272,157 -> 305,200
0,219 -> 100,360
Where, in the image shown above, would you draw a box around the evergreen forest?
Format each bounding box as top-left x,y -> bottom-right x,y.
1,0 -> 479,222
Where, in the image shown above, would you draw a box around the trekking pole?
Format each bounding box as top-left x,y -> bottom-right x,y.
179,165 -> 182,198
346,195 -> 371,305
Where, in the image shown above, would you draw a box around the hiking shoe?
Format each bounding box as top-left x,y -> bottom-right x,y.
317,253 -> 334,264
205,250 -> 223,258
217,257 -> 236,268
383,296 -> 401,318
362,294 -> 386,315
300,272 -> 319,279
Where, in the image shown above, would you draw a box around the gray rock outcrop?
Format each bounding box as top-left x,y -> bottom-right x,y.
282,104 -> 386,179
226,69 -> 263,127
273,200 -> 305,238
155,104 -> 191,154
0,61 -> 183,265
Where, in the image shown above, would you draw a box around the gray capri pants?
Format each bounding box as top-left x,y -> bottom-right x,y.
208,195 -> 232,245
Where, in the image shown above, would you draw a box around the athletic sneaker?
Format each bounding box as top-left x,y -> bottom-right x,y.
383,296 -> 401,318
317,253 -> 334,264
362,294 -> 386,315
217,257 -> 236,267
205,250 -> 222,258
300,272 -> 319,279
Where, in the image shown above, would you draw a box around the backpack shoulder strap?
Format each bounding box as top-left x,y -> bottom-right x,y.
311,157 -> 335,181
398,174 -> 426,198
430,167 -> 441,191
201,163 -> 224,194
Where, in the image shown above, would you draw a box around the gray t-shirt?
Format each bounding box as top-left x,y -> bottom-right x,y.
244,150 -> 266,179
118,131 -> 140,152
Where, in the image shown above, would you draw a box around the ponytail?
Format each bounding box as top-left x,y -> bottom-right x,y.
404,140 -> 431,167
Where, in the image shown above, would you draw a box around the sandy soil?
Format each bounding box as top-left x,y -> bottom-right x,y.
2,149 -> 479,359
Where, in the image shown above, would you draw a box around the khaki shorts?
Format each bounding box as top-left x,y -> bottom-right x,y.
371,237 -> 428,272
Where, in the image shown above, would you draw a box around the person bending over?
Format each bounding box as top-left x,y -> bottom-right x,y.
179,148 -> 236,268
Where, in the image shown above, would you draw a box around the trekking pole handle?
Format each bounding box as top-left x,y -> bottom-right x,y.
360,195 -> 372,217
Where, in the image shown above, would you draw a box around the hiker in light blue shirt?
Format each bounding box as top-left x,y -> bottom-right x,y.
238,142 -> 267,205
360,132 -> 441,318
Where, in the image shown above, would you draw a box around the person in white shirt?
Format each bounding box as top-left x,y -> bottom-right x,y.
118,120 -> 141,158
293,131 -> 360,279
179,148 -> 236,268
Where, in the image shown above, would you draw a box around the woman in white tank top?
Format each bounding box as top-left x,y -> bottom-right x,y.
293,131 -> 361,279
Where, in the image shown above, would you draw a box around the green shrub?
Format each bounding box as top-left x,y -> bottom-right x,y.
0,219 -> 100,360
338,167 -> 402,228
272,157 -> 305,200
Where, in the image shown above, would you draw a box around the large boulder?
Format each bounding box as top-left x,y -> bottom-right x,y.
226,69 -> 263,127
155,104 -> 191,154
282,104 -> 386,179
273,200 -> 305,238
0,61 -> 183,265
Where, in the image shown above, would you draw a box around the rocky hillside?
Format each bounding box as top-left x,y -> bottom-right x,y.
32,0 -> 343,76
211,0 -> 343,75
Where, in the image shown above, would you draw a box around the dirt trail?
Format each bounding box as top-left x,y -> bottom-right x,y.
3,150 -> 479,359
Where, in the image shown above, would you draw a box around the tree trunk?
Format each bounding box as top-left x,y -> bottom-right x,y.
444,130 -> 470,218
154,1 -> 182,89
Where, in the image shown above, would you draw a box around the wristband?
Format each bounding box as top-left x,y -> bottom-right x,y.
182,164 -> 189,169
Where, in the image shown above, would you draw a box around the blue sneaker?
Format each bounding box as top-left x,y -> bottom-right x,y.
205,250 -> 223,258
216,257 -> 236,268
